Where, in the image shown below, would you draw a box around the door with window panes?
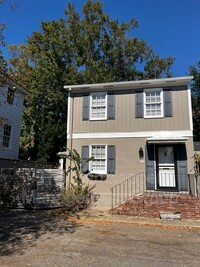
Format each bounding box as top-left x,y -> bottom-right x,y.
156,146 -> 177,189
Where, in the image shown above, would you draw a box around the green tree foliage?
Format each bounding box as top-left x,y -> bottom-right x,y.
0,0 -> 6,84
0,53 -> 7,84
190,62 -> 200,141
10,38 -> 69,161
9,0 -> 175,161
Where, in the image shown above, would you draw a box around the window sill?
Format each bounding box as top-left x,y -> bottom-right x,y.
89,118 -> 107,121
144,116 -> 164,119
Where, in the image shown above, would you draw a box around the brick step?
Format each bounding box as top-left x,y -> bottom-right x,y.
110,193 -> 200,220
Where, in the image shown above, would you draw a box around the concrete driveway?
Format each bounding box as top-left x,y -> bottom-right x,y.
1,210 -> 200,267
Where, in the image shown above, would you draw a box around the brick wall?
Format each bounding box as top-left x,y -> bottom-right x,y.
110,193 -> 200,220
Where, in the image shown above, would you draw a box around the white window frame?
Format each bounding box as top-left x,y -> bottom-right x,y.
2,124 -> 12,149
90,92 -> 107,120
144,88 -> 164,118
6,87 -> 15,105
89,144 -> 107,174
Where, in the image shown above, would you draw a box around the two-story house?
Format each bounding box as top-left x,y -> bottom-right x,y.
64,76 -> 198,218
0,81 -> 29,160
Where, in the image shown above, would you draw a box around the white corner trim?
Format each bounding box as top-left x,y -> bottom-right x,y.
187,86 -> 193,131
66,88 -> 71,140
69,130 -> 193,139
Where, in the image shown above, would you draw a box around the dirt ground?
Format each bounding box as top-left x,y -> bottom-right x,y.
1,210 -> 200,267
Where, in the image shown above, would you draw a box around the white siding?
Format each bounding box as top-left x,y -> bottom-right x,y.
0,85 -> 25,159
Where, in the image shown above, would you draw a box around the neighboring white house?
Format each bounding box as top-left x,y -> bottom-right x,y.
0,81 -> 29,159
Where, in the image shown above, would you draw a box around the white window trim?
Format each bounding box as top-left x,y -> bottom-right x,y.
6,87 -> 15,105
2,124 -> 12,149
144,88 -> 164,118
89,92 -> 107,121
89,144 -> 107,174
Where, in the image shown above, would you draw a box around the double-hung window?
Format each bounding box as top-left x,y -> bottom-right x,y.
90,145 -> 107,174
7,87 -> 15,105
144,88 -> 163,118
90,92 -> 107,120
3,124 -> 12,148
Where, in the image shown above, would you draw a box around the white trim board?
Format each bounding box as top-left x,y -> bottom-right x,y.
64,76 -> 193,93
69,130 -> 193,139
187,86 -> 193,131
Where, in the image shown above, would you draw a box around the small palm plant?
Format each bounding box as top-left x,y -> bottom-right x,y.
63,148 -> 96,212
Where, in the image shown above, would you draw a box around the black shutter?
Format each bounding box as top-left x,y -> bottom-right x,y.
82,95 -> 90,121
81,146 -> 89,173
176,144 -> 189,191
164,90 -> 173,117
135,91 -> 143,118
146,144 -> 155,190
107,145 -> 115,174
107,94 -> 115,120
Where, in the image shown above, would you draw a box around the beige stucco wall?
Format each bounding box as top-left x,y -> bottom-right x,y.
71,85 -> 191,133
68,137 -> 194,208
71,138 -> 146,208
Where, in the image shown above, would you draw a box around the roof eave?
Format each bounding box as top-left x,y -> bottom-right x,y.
64,76 -> 194,93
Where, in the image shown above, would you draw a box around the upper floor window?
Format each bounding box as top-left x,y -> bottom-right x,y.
90,92 -> 107,120
144,88 -> 163,118
7,87 -> 15,105
90,145 -> 107,174
3,124 -> 12,148
82,93 -> 115,121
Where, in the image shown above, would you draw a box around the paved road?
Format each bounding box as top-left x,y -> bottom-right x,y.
0,210 -> 200,267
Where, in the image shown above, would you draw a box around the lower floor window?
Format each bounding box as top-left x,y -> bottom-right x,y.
90,145 -> 107,174
3,124 -> 11,148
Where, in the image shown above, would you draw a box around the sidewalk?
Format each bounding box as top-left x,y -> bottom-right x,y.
74,208 -> 200,231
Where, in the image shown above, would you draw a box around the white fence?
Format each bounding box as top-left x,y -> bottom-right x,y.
0,168 -> 65,209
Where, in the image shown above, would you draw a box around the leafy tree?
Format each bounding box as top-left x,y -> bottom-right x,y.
10,34 -> 70,161
189,62 -> 200,141
8,0 -> 175,161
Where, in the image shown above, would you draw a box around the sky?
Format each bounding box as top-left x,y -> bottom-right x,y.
1,0 -> 200,77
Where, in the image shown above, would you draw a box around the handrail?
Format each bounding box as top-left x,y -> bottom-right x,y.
110,172 -> 191,209
110,172 -> 146,209
110,172 -> 144,191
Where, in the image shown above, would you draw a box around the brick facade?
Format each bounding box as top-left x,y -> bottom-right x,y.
110,193 -> 200,220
